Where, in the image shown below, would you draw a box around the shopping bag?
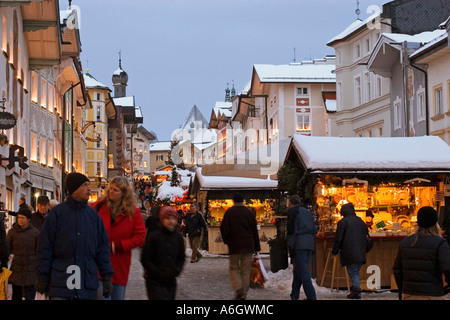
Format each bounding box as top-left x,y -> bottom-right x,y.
0,267 -> 12,300
258,257 -> 269,282
250,257 -> 265,289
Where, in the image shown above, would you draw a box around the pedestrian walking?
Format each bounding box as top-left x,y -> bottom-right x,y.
220,193 -> 261,300
7,196 -> 27,217
393,206 -> 450,300
141,206 -> 186,300
6,207 -> 40,300
332,202 -> 369,299
31,195 -> 50,232
91,176 -> 146,300
35,172 -> 113,300
286,195 -> 317,300
184,203 -> 207,263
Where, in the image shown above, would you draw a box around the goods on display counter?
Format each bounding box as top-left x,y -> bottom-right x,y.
315,178 -> 437,237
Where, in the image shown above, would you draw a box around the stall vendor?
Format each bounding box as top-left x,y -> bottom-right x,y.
365,210 -> 374,230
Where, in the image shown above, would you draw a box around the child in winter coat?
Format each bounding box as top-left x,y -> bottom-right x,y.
141,206 -> 185,300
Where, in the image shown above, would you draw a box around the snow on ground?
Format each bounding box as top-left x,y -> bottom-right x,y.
187,249 -> 405,300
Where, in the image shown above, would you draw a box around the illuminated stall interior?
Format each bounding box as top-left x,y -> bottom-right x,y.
208,199 -> 276,226
315,177 -> 437,236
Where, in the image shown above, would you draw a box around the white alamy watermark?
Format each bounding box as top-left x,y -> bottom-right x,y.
66,265 -> 81,290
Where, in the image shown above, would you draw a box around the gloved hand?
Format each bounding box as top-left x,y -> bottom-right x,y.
102,278 -> 113,298
35,279 -> 49,294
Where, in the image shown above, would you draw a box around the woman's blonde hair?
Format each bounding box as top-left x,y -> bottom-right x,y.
105,176 -> 138,217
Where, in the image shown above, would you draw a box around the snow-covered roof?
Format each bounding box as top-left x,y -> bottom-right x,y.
382,29 -> 446,48
327,12 -> 380,45
83,73 -> 110,91
113,96 -> 135,107
291,135 -> 450,173
410,30 -> 448,59
254,63 -> 335,83
150,141 -> 171,151
194,168 -> 278,190
213,101 -> 232,118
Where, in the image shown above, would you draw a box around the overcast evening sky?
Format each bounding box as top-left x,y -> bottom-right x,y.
72,0 -> 387,141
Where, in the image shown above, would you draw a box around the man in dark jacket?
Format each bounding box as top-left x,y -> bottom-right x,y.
220,193 -> 261,300
31,195 -> 50,232
287,195 -> 317,300
393,206 -> 450,300
332,202 -> 368,299
184,203 -> 207,263
35,172 -> 114,300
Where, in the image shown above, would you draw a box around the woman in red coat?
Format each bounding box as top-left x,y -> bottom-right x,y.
91,176 -> 146,300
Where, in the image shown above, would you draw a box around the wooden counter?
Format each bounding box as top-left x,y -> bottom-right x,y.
316,235 -> 406,290
208,225 -> 276,254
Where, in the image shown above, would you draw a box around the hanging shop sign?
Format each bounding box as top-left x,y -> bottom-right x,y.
0,112 -> 17,130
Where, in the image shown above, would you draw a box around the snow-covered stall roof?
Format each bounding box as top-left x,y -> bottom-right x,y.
194,168 -> 278,191
291,135 -> 450,173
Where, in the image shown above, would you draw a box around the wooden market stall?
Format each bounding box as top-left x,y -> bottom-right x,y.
190,168 -> 281,254
284,134 -> 450,289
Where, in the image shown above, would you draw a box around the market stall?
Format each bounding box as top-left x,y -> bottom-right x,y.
190,168 -> 281,254
283,134 -> 450,289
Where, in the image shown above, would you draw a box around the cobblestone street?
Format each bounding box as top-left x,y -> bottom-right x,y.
125,248 -> 290,300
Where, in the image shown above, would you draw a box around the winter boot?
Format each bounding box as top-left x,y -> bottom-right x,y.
347,287 -> 361,299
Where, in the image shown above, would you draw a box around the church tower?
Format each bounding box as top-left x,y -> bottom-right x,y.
112,51 -> 128,98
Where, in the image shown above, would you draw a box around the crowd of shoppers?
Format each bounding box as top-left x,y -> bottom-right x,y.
0,171 -> 449,300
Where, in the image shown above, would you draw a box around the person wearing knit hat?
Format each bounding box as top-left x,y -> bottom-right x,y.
393,206 -> 450,300
417,206 -> 439,228
7,206 -> 39,300
36,171 -> 113,300
66,172 -> 90,195
141,205 -> 185,300
159,206 -> 178,224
